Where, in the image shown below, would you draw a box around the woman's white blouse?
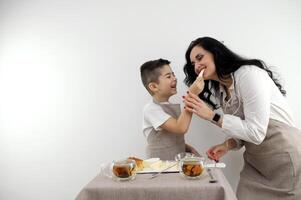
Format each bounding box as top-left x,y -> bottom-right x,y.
217,65 -> 295,146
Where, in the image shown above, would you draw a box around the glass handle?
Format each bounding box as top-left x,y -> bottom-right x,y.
99,162 -> 113,178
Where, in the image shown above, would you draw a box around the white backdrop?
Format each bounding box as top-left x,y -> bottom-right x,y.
0,0 -> 300,199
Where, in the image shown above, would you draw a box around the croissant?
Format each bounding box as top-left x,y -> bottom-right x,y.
128,157 -> 144,171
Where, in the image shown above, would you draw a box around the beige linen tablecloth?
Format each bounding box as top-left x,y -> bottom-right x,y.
75,169 -> 237,200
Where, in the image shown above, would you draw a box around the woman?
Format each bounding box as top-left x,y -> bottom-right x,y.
183,37 -> 301,200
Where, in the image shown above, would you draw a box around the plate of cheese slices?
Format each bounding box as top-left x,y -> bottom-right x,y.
128,157 -> 179,174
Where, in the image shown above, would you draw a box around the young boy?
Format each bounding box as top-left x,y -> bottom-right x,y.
140,58 -> 199,160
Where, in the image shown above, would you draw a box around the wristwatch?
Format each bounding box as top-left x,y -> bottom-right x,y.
211,113 -> 221,124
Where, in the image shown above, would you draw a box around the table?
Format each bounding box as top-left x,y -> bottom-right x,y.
75,169 -> 237,200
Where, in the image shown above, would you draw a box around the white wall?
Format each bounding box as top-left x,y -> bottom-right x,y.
0,0 -> 300,199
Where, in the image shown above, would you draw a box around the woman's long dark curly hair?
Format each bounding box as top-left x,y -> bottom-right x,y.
183,37 -> 286,109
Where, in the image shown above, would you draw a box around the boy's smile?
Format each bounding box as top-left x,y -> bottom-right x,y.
152,65 -> 178,102
160,65 -> 177,93
170,81 -> 177,89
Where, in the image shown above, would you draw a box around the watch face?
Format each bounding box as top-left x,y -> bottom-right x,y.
212,113 -> 221,122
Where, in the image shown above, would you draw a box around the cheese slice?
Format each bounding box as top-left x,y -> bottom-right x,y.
143,158 -> 160,168
149,160 -> 178,171
150,160 -> 163,170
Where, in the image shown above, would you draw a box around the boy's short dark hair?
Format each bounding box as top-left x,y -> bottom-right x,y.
140,58 -> 170,93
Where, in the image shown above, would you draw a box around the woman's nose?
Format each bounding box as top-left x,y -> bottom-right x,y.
195,62 -> 202,70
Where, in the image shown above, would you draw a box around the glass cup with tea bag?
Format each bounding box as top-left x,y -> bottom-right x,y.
179,156 -> 206,179
175,152 -> 196,161
100,158 -> 137,181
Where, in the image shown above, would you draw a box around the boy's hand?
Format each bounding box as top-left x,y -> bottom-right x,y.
188,69 -> 205,95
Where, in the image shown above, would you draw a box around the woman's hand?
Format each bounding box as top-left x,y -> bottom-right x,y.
206,142 -> 229,162
183,92 -> 214,121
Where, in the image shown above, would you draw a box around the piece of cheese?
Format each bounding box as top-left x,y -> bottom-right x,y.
149,160 -> 178,171
149,160 -> 163,170
143,158 -> 160,168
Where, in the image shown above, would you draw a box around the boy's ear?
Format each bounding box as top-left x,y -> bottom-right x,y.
148,82 -> 158,93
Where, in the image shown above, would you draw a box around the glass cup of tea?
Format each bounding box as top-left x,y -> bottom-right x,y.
179,156 -> 205,179
100,158 -> 137,181
175,152 -> 196,161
